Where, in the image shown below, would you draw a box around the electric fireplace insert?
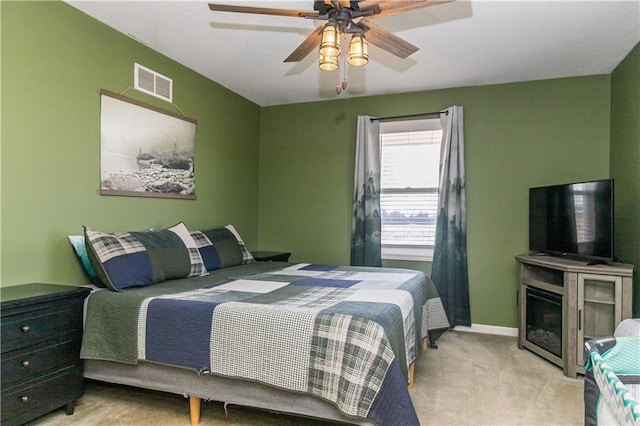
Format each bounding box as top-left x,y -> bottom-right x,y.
525,287 -> 563,358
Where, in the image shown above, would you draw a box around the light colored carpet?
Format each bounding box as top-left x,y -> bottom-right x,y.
31,331 -> 584,425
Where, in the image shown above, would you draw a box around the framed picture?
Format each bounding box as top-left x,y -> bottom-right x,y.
99,89 -> 197,199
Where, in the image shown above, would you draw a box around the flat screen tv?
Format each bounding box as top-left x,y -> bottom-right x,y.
529,179 -> 614,262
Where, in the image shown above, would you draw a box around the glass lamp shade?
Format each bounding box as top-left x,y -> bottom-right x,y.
319,25 -> 340,58
319,55 -> 339,71
348,35 -> 369,67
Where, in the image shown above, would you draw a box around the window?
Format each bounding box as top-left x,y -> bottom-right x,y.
380,119 -> 442,261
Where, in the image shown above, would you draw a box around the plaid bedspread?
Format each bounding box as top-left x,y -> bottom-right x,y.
82,263 -> 450,425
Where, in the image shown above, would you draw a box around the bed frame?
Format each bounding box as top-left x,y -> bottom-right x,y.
84,339 -> 428,425
84,360 -> 372,425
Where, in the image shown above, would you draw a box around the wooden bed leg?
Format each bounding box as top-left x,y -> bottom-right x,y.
408,363 -> 415,389
422,337 -> 428,351
189,396 -> 201,425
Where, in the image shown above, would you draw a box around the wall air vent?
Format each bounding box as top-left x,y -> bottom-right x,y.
134,63 -> 173,102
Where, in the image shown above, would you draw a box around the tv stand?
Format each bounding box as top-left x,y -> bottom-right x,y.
586,259 -> 609,266
545,252 -> 611,266
515,253 -> 633,378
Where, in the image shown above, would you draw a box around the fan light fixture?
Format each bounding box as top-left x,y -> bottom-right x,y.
319,24 -> 340,58
318,28 -> 368,95
348,35 -> 368,67
318,25 -> 369,72
319,55 -> 339,71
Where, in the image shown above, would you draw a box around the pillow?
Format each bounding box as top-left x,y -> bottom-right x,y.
84,222 -> 207,291
68,235 -> 104,286
190,224 -> 255,271
225,224 -> 255,264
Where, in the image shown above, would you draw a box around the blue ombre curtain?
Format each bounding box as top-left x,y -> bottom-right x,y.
431,106 -> 471,326
350,115 -> 382,267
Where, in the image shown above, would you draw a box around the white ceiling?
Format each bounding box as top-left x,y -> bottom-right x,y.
66,0 -> 640,107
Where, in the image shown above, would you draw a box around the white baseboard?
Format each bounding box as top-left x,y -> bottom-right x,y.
453,323 -> 518,337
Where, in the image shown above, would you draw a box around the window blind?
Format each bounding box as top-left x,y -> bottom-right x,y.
380,125 -> 442,248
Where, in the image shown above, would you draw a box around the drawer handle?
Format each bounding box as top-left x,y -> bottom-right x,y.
22,360 -> 30,368
21,396 -> 29,403
21,325 -> 30,333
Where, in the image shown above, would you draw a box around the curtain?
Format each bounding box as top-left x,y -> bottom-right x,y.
350,115 -> 382,267
431,106 -> 471,327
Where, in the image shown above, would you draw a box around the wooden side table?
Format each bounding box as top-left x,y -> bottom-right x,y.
252,251 -> 291,262
1,283 -> 91,425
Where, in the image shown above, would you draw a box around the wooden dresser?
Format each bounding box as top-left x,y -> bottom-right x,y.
1,284 -> 91,426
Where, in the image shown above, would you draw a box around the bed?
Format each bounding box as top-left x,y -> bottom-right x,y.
76,223 -> 450,425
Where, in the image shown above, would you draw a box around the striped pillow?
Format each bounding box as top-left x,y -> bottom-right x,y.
84,222 -> 207,291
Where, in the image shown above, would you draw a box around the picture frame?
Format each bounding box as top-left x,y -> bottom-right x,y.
99,89 -> 197,199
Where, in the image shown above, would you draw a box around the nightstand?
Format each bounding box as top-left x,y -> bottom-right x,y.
1,284 -> 91,426
252,251 -> 291,262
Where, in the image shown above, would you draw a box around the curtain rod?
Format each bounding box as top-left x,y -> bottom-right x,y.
370,110 -> 448,122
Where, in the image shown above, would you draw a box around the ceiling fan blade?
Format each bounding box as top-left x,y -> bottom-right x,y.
359,0 -> 452,18
208,3 -> 318,18
284,26 -> 324,62
359,19 -> 418,59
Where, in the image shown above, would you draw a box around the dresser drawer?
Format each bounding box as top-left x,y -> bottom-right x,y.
1,365 -> 83,425
1,301 -> 82,352
2,337 -> 80,388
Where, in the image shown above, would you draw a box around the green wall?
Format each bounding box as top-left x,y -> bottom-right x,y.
610,42 -> 640,316
259,76 -> 612,328
1,1 -> 261,286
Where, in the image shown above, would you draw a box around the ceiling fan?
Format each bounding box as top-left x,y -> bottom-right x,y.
208,1 -> 450,73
